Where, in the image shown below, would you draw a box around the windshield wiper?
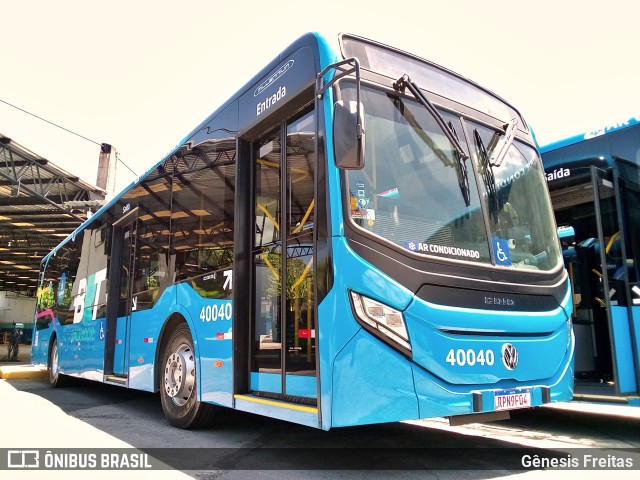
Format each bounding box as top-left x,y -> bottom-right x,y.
474,129 -> 498,221
489,117 -> 518,167
393,74 -> 471,206
393,75 -> 469,162
447,121 -> 471,207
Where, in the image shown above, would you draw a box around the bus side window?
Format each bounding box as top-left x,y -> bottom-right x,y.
172,137 -> 236,283
51,231 -> 86,325
133,165 -> 173,309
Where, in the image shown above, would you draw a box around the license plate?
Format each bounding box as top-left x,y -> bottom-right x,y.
494,388 -> 531,411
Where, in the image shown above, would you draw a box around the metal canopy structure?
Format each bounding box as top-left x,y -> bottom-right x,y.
0,133 -> 105,297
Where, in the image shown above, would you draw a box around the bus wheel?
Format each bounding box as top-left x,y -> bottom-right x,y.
49,339 -> 68,388
159,323 -> 217,428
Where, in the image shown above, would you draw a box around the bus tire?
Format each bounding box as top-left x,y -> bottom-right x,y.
159,323 -> 217,429
49,338 -> 68,388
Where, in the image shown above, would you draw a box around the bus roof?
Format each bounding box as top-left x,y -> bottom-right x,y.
539,114 -> 640,154
41,32 -> 333,264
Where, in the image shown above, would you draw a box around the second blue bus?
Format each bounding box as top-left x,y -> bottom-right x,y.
541,116 -> 640,406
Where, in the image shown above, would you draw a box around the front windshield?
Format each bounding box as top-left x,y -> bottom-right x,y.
344,86 -> 561,271
472,122 -> 561,270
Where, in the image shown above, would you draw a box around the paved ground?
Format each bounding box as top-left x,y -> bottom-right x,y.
0,378 -> 192,479
2,376 -> 639,479
1,345 -> 639,478
0,342 -> 31,363
0,344 -> 46,380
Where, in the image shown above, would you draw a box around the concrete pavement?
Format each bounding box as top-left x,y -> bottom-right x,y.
0,344 -> 48,380
0,378 -> 192,479
1,342 -> 639,479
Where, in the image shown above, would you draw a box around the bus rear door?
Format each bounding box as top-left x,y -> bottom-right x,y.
105,211 -> 138,383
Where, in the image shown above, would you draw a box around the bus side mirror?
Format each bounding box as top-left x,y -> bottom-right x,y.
333,100 -> 365,170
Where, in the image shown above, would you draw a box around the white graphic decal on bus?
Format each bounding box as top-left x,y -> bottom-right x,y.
200,302 -> 232,323
404,241 -> 481,259
72,268 -> 108,323
223,270 -> 232,290
254,60 -> 294,97
446,348 -> 495,367
545,168 -> 570,183
256,86 -> 286,116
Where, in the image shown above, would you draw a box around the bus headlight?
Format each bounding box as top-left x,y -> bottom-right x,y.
349,291 -> 411,352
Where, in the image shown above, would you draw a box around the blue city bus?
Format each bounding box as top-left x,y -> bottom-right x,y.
31,32 -> 574,429
540,116 -> 640,406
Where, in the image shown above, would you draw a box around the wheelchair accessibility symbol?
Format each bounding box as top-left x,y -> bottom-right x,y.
493,238 -> 512,266
496,243 -> 508,262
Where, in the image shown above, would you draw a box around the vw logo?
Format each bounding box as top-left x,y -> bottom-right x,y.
501,343 -> 518,370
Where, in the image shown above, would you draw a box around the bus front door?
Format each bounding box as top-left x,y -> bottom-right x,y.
249,109 -> 318,405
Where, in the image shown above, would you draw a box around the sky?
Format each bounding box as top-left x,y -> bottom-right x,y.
1,0 -> 639,194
